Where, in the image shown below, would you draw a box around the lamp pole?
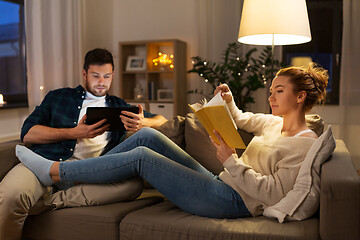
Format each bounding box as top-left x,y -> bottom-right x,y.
271,34 -> 275,82
270,34 -> 275,113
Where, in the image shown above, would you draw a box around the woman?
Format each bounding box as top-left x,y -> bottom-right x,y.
17,63 -> 328,219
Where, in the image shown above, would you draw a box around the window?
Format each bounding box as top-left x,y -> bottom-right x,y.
282,0 -> 343,104
0,0 -> 27,108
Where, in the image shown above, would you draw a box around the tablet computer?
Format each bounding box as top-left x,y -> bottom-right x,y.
86,106 -> 139,131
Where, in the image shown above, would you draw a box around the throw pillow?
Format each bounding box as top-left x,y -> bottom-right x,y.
263,126 -> 336,223
184,113 -> 221,174
156,115 -> 186,149
184,113 -> 253,175
305,114 -> 324,136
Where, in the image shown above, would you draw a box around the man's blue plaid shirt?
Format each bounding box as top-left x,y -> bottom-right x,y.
21,85 -> 156,161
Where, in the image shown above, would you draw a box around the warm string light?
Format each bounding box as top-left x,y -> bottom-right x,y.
191,56 -> 268,85
262,64 -> 267,84
0,94 -> 5,105
40,86 -> 45,100
152,52 -> 174,69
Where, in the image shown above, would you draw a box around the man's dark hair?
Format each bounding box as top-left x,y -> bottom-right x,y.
83,48 -> 114,72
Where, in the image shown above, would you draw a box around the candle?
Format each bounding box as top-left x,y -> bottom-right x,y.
40,86 -> 45,100
0,94 -> 4,104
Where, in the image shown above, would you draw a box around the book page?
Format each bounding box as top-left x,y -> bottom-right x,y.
188,102 -> 202,112
203,92 -> 223,107
203,92 -> 236,129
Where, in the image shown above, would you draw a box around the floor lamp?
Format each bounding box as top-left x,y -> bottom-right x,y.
237,0 -> 311,111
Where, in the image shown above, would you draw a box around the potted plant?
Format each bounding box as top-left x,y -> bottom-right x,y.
188,42 -> 286,111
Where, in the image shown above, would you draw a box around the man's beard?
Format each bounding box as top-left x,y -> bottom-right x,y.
85,80 -> 108,97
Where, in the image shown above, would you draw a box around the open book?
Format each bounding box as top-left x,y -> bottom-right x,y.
188,92 -> 246,149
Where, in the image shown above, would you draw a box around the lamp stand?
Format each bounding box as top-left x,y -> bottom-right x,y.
268,34 -> 275,113
271,33 -> 275,82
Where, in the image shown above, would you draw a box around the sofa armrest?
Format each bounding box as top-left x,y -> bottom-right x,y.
0,140 -> 21,181
319,140 -> 360,240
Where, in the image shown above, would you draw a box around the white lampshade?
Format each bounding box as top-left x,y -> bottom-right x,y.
238,0 -> 311,46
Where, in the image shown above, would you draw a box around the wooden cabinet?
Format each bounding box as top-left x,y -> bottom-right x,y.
118,39 -> 187,118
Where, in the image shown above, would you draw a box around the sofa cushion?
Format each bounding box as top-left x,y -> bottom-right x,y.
23,195 -> 163,240
263,126 -> 336,223
120,200 -> 319,240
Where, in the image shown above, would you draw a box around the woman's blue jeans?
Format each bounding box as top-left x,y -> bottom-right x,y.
59,128 -> 250,218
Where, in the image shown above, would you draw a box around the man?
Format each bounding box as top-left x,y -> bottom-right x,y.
0,48 -> 167,240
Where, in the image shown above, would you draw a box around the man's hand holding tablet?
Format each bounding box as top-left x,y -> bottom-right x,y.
120,104 -> 148,131
86,105 -> 140,131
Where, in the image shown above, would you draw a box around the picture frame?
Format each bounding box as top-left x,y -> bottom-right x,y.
126,56 -> 146,71
157,89 -> 173,101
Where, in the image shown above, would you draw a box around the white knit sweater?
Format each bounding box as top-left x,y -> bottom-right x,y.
219,100 -> 316,216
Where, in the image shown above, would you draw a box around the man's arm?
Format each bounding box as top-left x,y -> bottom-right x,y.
139,114 -> 168,128
23,115 -> 109,145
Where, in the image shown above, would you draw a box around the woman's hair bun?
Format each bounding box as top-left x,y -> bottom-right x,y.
305,62 -> 329,102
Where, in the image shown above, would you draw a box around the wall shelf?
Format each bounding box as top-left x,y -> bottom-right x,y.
118,39 -> 187,119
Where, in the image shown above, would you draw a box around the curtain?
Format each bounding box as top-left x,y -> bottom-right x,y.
192,0 -> 242,101
196,0 -> 242,61
339,0 -> 360,169
25,0 -> 84,108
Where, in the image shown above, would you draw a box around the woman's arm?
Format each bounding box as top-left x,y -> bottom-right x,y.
221,154 -> 301,206
214,84 -> 281,136
211,130 -> 297,205
228,101 -> 281,136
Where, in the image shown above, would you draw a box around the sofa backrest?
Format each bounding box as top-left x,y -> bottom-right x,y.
0,140 -> 21,181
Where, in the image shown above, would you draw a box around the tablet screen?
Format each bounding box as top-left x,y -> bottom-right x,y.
85,106 -> 139,131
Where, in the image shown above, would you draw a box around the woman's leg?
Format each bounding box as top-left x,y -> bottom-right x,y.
15,128 -> 214,185
105,128 -> 214,178
57,146 -> 250,218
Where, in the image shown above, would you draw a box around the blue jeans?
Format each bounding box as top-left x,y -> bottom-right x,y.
59,128 -> 251,218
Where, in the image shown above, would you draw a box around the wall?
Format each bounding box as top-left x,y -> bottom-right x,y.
82,0 -> 197,100
319,105 -> 360,170
82,0 -> 242,104
0,0 -> 359,171
0,107 -> 30,141
0,0 -> 242,142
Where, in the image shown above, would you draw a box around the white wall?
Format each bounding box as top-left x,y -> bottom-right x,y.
82,0 -> 199,101
82,0 -> 242,104
0,0 -> 242,142
0,107 -> 30,141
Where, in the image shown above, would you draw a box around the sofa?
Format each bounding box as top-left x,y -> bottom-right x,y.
0,113 -> 359,240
